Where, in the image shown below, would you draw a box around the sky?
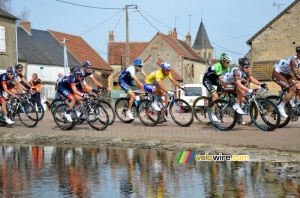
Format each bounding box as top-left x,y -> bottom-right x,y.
10,0 -> 295,64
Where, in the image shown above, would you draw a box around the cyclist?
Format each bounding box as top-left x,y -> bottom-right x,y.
143,62 -> 184,114
81,61 -> 107,93
222,58 -> 267,115
271,46 -> 300,118
57,67 -> 87,122
202,53 -> 231,122
118,58 -> 147,119
15,64 -> 32,90
0,67 -> 20,124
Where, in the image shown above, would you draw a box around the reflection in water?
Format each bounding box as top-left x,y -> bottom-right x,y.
0,145 -> 299,197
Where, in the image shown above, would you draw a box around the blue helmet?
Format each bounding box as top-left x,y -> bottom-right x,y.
133,58 -> 143,66
161,62 -> 171,70
74,67 -> 84,77
82,61 -> 92,68
7,66 -> 15,75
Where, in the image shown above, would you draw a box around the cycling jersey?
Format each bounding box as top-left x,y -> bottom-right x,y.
204,62 -> 230,80
0,73 -> 16,90
222,67 -> 251,84
274,55 -> 300,75
118,65 -> 145,93
57,74 -> 83,98
144,70 -> 172,85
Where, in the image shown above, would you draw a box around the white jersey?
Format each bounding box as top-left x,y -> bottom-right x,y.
274,55 -> 300,74
222,67 -> 249,84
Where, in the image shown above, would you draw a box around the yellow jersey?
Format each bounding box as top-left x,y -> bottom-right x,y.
144,70 -> 172,84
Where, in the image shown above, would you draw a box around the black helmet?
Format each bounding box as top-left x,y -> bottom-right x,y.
82,61 -> 92,68
296,46 -> 300,53
6,66 -> 15,75
15,64 -> 23,70
74,67 -> 84,77
239,58 -> 251,67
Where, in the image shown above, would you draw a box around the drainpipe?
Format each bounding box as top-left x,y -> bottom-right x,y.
15,20 -> 18,64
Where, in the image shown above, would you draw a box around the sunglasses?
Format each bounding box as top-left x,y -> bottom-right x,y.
85,66 -> 92,70
18,69 -> 23,72
225,61 -> 230,64
136,65 -> 143,68
162,69 -> 171,72
8,73 -> 14,76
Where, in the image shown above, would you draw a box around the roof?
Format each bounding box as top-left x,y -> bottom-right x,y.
49,30 -> 113,72
17,27 -> 81,66
193,20 -> 213,50
153,32 -> 205,62
247,0 -> 300,45
108,42 -> 148,67
0,8 -> 19,20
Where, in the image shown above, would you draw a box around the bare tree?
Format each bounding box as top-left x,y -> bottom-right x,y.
18,6 -> 31,21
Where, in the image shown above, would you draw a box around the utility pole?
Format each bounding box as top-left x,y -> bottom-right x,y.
125,5 -> 129,68
62,38 -> 69,75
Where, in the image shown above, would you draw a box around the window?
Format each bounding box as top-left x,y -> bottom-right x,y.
185,87 -> 202,96
0,26 -> 6,52
40,67 -> 44,76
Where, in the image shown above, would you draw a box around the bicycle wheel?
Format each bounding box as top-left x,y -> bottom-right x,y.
249,98 -> 280,131
114,98 -> 134,123
266,95 -> 291,128
53,103 -> 75,130
208,99 -> 237,131
169,99 -> 194,127
193,96 -> 211,125
17,102 -> 38,127
137,99 -> 160,126
237,101 -> 257,126
28,98 -> 44,121
97,100 -> 115,125
50,99 -> 66,114
86,103 -> 109,131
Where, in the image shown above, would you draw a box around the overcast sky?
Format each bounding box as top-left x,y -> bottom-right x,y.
11,0 -> 295,64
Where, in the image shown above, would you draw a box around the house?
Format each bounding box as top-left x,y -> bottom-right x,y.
49,30 -> 114,89
0,8 -> 18,69
138,28 -> 206,90
246,0 -> 300,93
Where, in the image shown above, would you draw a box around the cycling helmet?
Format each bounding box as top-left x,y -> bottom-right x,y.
6,66 -> 15,74
82,61 -> 92,68
296,46 -> 300,53
161,62 -> 171,70
220,53 -> 232,62
239,58 -> 251,68
74,67 -> 84,77
133,58 -> 143,66
15,64 -> 23,70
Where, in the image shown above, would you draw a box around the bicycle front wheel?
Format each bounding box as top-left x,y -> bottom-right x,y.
169,99 -> 194,127
137,99 -> 160,126
17,102 -> 39,127
115,98 -> 134,123
97,100 -> 115,125
250,98 -> 280,131
86,103 -> 109,131
193,96 -> 211,125
53,103 -> 75,130
28,98 -> 44,121
266,95 -> 291,128
208,99 -> 237,131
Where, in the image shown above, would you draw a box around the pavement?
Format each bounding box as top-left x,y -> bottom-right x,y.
0,111 -> 300,162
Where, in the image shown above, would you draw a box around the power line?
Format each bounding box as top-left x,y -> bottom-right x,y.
56,0 -> 124,9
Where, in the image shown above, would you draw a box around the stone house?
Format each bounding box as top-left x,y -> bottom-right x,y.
247,0 -> 300,94
0,8 -> 18,69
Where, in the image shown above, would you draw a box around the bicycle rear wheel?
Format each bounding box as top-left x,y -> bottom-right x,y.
28,98 -> 44,121
169,99 -> 194,127
86,103 -> 109,131
208,99 -> 237,131
97,100 -> 115,125
250,98 -> 280,131
137,99 -> 160,126
50,99 -> 66,115
193,96 -> 211,125
266,95 -> 291,128
115,98 -> 134,123
53,103 -> 75,130
17,102 -> 39,127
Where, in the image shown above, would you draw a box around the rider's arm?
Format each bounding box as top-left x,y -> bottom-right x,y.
2,83 -> 16,97
132,76 -> 144,89
169,76 -> 180,87
157,81 -> 169,93
90,75 -> 104,88
81,81 -> 93,94
70,84 -> 84,97
248,76 -> 260,86
234,70 -> 250,92
21,76 -> 32,89
14,81 -> 28,91
291,58 -> 300,80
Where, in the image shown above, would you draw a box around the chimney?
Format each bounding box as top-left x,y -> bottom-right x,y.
21,21 -> 31,35
109,31 -> 114,42
168,30 -> 172,37
172,28 -> 177,40
185,32 -> 191,46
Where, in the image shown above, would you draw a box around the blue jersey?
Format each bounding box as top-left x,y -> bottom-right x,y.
58,74 -> 82,90
0,73 -> 16,90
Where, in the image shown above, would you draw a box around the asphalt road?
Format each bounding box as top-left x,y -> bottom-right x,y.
0,111 -> 300,155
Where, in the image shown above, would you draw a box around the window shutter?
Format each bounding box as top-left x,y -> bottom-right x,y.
0,26 -> 6,52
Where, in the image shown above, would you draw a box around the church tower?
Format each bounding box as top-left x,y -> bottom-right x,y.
193,19 -> 214,64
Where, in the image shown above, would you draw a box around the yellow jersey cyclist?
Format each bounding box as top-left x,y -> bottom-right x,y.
118,58 -> 148,119
271,46 -> 300,118
143,62 -> 184,114
202,53 -> 231,122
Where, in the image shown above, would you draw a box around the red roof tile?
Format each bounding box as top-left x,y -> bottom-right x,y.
48,30 -> 113,72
